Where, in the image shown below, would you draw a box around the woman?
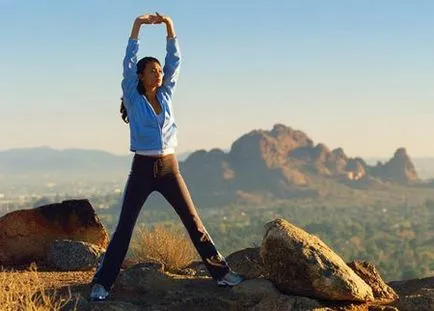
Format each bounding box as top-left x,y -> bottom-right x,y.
89,13 -> 243,302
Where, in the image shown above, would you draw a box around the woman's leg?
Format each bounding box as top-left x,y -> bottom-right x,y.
92,155 -> 155,290
155,155 -> 230,280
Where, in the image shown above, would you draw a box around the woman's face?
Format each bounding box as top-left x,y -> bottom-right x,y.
139,61 -> 163,89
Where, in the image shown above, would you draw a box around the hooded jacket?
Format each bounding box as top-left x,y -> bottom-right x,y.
121,37 -> 181,152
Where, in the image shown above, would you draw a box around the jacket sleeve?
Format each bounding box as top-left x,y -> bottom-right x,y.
121,38 -> 139,105
161,37 -> 181,99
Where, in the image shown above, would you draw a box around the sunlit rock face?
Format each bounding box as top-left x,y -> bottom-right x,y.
0,199 -> 108,266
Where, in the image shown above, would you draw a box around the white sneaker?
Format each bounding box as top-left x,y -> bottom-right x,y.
217,271 -> 244,287
89,283 -> 109,301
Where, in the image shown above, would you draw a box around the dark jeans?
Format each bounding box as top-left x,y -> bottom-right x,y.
92,153 -> 229,290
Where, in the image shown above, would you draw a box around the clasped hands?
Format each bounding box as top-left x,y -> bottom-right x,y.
135,12 -> 172,25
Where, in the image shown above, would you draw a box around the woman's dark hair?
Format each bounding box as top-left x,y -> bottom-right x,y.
120,56 -> 161,123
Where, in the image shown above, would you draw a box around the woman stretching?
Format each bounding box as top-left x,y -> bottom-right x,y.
89,12 -> 244,301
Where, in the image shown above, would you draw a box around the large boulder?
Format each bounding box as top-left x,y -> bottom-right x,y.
347,260 -> 398,303
0,199 -> 108,266
47,239 -> 105,271
260,218 -> 374,302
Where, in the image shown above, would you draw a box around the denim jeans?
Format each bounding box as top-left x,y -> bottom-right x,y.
92,153 -> 229,290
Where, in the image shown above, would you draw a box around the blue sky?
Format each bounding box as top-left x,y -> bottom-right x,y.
0,0 -> 433,157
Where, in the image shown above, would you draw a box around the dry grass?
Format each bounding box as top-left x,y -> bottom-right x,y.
0,264 -> 76,311
129,223 -> 199,272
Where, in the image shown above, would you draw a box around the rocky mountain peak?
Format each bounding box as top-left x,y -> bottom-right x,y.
371,148 -> 419,184
229,124 -> 313,167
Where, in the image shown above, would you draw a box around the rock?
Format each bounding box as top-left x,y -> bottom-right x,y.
183,261 -> 209,277
233,279 -> 324,311
388,276 -> 434,297
260,218 -> 374,302
226,247 -> 264,279
347,261 -> 398,303
117,263 -> 172,293
250,294 -> 326,311
47,239 -> 105,271
233,279 -> 281,305
88,301 -> 143,311
368,306 -> 399,311
394,288 -> 434,311
0,199 -> 108,266
62,295 -> 90,311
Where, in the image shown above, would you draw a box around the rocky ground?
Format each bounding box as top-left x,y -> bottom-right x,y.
2,206 -> 433,311
4,263 -> 433,311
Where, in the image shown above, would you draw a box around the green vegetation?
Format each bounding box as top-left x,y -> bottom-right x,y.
19,184 -> 433,282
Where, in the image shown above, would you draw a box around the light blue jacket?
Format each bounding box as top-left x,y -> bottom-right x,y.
121,38 -> 181,152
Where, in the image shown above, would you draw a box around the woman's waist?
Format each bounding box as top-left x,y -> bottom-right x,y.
135,148 -> 175,158
131,152 -> 179,176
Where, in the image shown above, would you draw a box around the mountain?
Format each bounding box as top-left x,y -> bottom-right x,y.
0,146 -> 131,174
0,124 -> 432,205
179,124 -> 427,204
367,157 -> 434,180
0,147 -> 193,174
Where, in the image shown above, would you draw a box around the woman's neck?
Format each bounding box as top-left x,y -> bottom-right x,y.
144,87 -> 157,100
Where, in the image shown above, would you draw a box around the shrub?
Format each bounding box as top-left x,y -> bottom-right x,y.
129,223 -> 198,272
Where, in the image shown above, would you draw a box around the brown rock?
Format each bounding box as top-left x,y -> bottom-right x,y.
117,263 -> 172,293
260,218 -> 374,302
388,276 -> 434,296
233,279 -> 281,306
183,261 -> 209,277
47,239 -> 105,271
394,290 -> 434,311
347,261 -> 398,303
389,277 -> 434,311
89,301 -> 143,311
0,199 -> 108,266
368,307 -> 399,311
226,247 -> 264,279
62,295 -> 90,311
250,294 -> 326,311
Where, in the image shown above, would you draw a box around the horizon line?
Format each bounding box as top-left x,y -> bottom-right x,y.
0,145 -> 433,159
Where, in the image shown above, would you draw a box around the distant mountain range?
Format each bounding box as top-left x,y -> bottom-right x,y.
0,147 -> 195,174
0,147 -> 130,174
1,124 -> 433,204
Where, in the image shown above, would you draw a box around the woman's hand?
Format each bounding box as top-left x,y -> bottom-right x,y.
154,12 -> 176,38
130,12 -> 176,39
130,13 -> 158,39
154,12 -> 173,25
135,13 -> 159,25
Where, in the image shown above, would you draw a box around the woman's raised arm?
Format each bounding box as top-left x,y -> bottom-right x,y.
130,13 -> 160,39
122,14 -> 159,102
154,13 -> 180,98
155,12 -> 176,39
